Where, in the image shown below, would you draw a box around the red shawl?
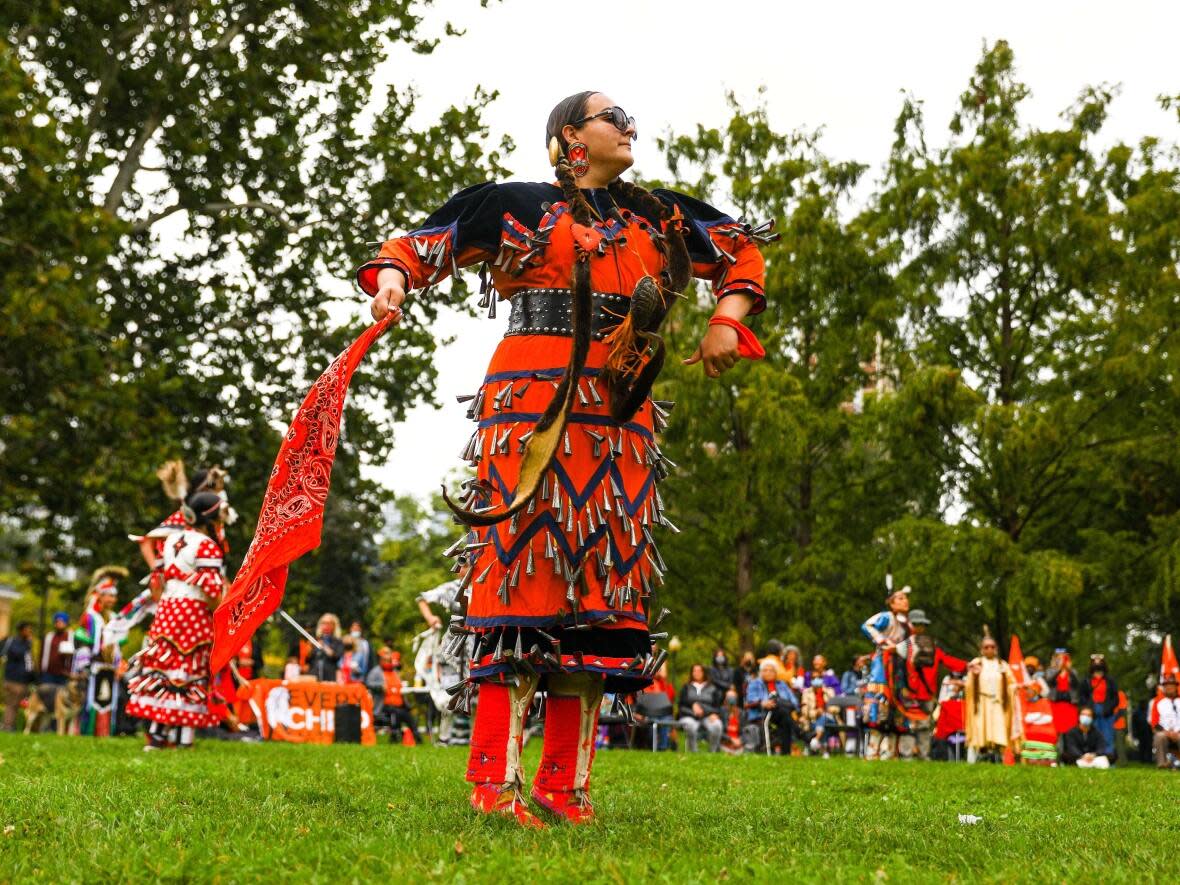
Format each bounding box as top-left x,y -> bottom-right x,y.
210,316 -> 394,673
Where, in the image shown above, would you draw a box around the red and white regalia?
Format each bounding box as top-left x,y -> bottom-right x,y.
126,528 -> 225,728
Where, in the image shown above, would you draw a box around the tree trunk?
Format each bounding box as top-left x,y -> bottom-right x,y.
735,529 -> 754,652
993,582 -> 1010,657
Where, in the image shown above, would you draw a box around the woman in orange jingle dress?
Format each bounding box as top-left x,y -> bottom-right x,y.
359,91 -> 772,826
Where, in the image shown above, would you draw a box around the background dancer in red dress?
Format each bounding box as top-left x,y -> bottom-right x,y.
126,491 -> 227,750
361,91 -> 770,826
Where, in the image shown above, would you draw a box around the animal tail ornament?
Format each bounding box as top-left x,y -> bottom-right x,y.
442,142 -> 599,528
156,460 -> 188,503
210,314 -> 396,673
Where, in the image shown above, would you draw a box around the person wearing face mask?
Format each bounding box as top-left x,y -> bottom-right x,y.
708,649 -> 740,711
348,621 -> 371,681
1080,654 -> 1119,760
306,614 -> 345,683
708,649 -> 737,696
365,647 -> 418,744
1061,706 -> 1112,768
964,630 -> 1016,763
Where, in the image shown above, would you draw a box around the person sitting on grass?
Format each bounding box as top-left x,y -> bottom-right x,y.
677,664 -> 724,753
1061,706 -> 1112,769
745,659 -> 798,755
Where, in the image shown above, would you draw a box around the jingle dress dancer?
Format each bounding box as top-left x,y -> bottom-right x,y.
125,491 -> 228,749
359,92 -> 771,826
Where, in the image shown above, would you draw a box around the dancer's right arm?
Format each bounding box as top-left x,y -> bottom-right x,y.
357,182 -> 502,321
370,268 -> 407,322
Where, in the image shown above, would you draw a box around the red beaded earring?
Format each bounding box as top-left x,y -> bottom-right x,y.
567,140 -> 590,177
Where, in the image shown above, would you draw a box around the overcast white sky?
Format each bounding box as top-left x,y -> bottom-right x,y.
346,0 -> 1180,499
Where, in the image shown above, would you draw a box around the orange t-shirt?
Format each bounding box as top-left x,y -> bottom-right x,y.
383,670 -> 404,707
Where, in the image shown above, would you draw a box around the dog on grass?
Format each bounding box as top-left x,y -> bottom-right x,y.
23,675 -> 85,736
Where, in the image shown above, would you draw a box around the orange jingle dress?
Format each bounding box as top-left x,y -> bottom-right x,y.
361,182 -> 765,820
359,182 -> 765,694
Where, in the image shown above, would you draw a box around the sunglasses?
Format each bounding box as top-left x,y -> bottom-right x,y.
574,106 -> 637,140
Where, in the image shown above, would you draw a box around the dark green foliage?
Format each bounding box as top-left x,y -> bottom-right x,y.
1,3 -> 506,619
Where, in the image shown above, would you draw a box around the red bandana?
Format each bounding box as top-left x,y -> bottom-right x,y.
210,315 -> 395,672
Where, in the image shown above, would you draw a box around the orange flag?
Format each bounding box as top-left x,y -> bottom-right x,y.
1008,634 -> 1028,686
1160,634 -> 1179,696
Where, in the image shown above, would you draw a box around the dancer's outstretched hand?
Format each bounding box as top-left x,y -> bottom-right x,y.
684,323 -> 740,378
371,267 -> 407,323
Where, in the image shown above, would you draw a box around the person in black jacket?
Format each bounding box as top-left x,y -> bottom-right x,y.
1080,654 -> 1119,760
1061,707 -> 1112,768
677,664 -> 724,752
306,613 -> 345,683
708,649 -> 741,719
2,623 -> 37,732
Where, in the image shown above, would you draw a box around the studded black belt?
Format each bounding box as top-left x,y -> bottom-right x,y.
504,288 -> 630,340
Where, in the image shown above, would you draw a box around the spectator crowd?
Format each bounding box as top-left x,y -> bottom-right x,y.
4,596 -> 1179,771
603,628 -> 1180,770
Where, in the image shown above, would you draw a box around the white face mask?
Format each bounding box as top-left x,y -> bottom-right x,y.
350,630 -> 361,638
1079,715 -> 1093,727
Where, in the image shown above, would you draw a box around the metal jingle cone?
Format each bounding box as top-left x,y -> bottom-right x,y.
622,699 -> 635,725
650,648 -> 668,673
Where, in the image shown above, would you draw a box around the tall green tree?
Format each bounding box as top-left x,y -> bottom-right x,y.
652,100 -> 921,659
2,2 -> 505,615
872,41 -> 1180,669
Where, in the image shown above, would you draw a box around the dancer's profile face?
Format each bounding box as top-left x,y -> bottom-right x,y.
563,92 -> 636,178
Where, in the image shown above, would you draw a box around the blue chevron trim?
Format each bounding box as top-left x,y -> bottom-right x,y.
485,457 -> 654,518
479,508 -> 650,577
477,412 -> 653,441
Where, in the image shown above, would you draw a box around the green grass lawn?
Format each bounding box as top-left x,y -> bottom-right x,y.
0,733 -> 1173,883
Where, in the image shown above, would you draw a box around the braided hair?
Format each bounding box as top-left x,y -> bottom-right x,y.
442,93 -> 693,526
548,94 -> 692,422
544,92 -> 691,293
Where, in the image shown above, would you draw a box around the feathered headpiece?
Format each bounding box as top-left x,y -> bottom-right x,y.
156,460 -> 189,503
87,565 -> 129,594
